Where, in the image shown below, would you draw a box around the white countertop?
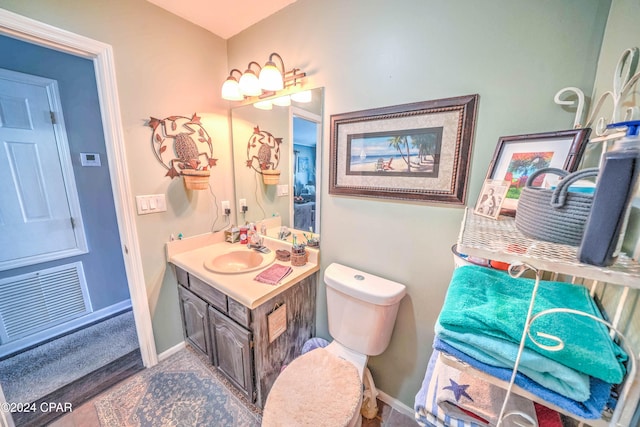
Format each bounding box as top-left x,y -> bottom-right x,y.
167,232 -> 319,309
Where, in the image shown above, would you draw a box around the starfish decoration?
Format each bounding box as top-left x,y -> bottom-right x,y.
443,379 -> 473,402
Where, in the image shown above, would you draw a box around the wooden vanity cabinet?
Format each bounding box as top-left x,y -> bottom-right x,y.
209,307 -> 254,400
177,286 -> 210,358
173,265 -> 316,408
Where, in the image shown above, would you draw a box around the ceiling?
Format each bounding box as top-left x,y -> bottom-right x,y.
147,0 -> 298,40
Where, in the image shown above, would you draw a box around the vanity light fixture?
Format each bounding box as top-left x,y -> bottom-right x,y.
272,95 -> 291,107
239,62 -> 262,96
221,69 -> 244,101
254,100 -> 273,110
221,52 -> 306,102
259,53 -> 285,91
291,90 -> 312,103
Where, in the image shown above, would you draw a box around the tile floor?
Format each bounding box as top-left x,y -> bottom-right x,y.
49,393 -> 417,426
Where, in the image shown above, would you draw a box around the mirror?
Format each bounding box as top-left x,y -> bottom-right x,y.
231,87 -> 324,240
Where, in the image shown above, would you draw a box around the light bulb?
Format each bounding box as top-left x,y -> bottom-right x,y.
239,70 -> 262,96
259,61 -> 284,91
291,90 -> 312,103
221,77 -> 243,101
254,100 -> 273,110
272,95 -> 291,107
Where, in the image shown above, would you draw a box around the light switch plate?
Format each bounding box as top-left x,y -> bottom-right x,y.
136,194 -> 167,215
277,185 -> 289,197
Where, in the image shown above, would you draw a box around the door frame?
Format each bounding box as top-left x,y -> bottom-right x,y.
291,106 -> 322,234
0,8 -> 157,370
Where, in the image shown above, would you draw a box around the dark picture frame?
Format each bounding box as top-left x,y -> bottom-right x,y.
485,128 -> 591,215
329,94 -> 479,204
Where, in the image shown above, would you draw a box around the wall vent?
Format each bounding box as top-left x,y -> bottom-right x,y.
0,262 -> 91,344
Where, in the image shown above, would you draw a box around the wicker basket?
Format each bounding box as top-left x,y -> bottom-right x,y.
262,169 -> 280,185
182,169 -> 210,190
291,251 -> 308,267
515,167 -> 598,246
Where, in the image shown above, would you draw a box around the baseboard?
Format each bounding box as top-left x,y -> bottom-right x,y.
157,341 -> 186,361
377,389 -> 414,419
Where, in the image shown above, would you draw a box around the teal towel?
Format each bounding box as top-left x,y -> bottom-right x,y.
436,266 -> 627,388
436,328 -> 590,401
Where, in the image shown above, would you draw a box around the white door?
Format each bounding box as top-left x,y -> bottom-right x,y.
0,68 -> 87,270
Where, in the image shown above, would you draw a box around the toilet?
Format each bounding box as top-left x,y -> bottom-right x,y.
262,262 -> 406,427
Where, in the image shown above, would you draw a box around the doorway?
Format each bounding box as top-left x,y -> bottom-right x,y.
0,9 -> 156,427
292,109 -> 322,234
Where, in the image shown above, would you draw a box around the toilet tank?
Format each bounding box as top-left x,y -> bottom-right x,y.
324,263 -> 406,356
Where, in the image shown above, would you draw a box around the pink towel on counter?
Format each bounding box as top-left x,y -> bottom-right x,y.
254,264 -> 293,285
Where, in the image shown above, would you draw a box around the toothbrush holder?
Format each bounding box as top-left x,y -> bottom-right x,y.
291,251 -> 308,267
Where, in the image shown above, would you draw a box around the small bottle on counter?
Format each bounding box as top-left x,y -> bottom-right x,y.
239,225 -> 249,244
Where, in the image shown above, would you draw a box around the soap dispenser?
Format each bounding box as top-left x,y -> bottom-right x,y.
577,120 -> 640,267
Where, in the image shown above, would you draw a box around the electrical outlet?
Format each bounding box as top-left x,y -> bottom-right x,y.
221,200 -> 231,215
239,198 -> 248,213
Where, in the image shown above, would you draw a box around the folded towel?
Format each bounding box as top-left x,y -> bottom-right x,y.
254,264 -> 293,285
434,337 -> 612,419
437,329 -> 591,401
415,349 -> 538,427
436,266 -> 626,387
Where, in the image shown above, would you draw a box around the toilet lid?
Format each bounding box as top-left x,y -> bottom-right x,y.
262,347 -> 362,427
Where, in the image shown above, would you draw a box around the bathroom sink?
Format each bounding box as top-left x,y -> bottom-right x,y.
204,249 -> 276,274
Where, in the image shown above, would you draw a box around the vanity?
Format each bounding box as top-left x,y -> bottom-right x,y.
164,86 -> 323,408
166,232 -> 319,408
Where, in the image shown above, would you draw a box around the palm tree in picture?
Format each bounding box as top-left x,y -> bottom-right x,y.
412,133 -> 438,165
388,135 -> 412,171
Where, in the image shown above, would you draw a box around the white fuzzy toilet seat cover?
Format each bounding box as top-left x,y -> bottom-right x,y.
262,347 -> 361,427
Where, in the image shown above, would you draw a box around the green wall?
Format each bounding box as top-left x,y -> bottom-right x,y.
228,0 -> 611,406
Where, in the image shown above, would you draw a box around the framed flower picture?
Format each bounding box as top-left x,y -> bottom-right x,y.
485,128 -> 591,215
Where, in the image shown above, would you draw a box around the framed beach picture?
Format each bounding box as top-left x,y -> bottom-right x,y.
485,128 -> 591,215
329,95 -> 479,204
474,179 -> 510,219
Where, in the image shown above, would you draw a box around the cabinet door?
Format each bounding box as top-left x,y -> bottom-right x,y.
178,286 -> 210,358
209,307 -> 254,401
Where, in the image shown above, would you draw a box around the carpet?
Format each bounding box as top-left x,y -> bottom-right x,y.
0,310 -> 139,404
94,347 -> 262,427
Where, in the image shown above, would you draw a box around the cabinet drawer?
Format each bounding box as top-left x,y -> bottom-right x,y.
189,274 -> 227,313
175,266 -> 189,288
228,298 -> 251,328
